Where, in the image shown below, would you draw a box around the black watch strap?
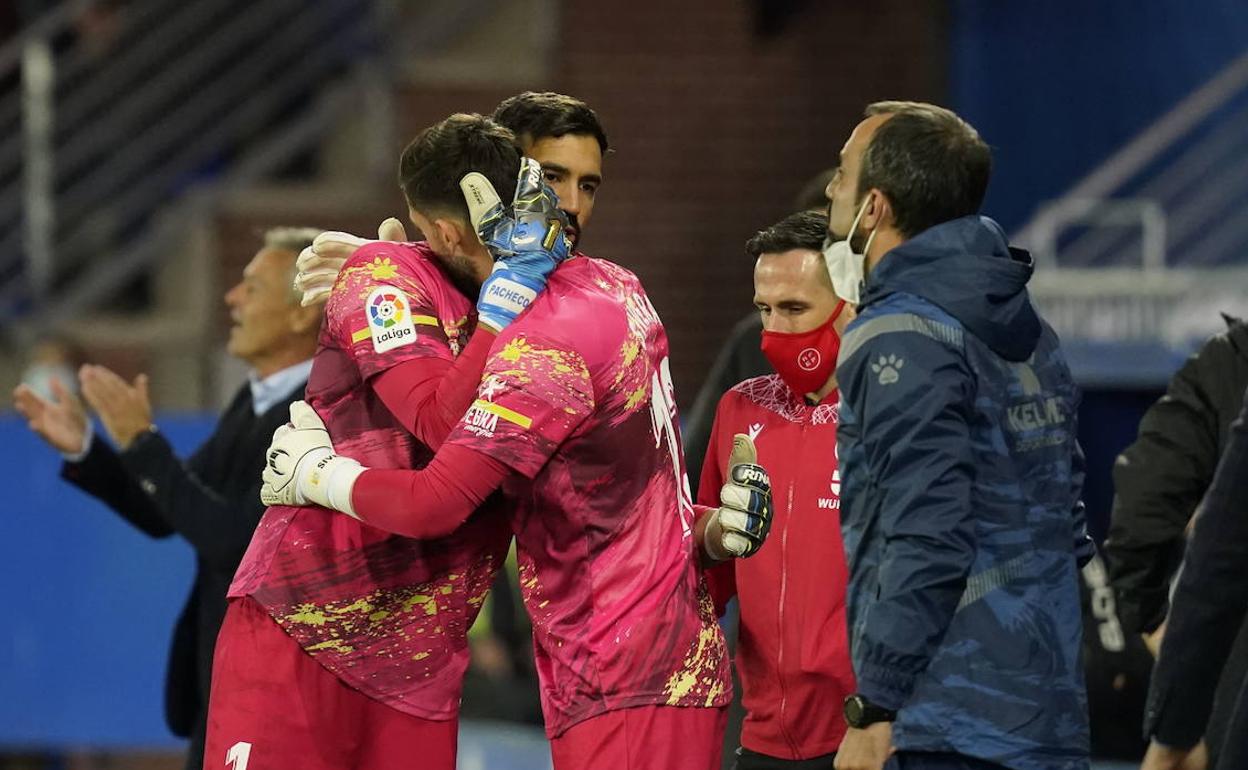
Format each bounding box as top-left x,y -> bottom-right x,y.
843,693 -> 897,728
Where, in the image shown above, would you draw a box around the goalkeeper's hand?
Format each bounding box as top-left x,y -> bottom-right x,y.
261,401 -> 364,516
704,434 -> 772,561
460,157 -> 573,333
294,218 -> 409,307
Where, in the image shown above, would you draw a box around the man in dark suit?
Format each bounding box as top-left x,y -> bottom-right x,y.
13,228 -> 323,770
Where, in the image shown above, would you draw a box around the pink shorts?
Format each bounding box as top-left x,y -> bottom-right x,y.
550,704 -> 728,770
204,597 -> 457,770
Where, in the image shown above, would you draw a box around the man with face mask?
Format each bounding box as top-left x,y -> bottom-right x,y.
825,102 -> 1094,770
697,210 -> 857,770
684,169 -> 838,490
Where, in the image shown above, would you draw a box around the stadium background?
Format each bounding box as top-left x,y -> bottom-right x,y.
1,0 -> 1246,768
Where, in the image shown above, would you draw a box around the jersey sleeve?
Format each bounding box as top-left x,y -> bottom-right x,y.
443,328 -> 594,479
325,242 -> 456,379
697,394 -> 738,614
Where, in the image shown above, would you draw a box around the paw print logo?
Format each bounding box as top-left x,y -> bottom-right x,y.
870,354 -> 904,385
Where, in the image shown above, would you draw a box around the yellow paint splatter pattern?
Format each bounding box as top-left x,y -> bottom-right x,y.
662,584 -> 731,707
606,289 -> 660,422
268,553 -> 501,684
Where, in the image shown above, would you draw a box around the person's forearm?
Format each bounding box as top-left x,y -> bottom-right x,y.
118,429 -> 264,567
371,329 -> 496,449
60,435 -> 175,538
693,505 -> 721,567
857,541 -> 974,710
350,443 -> 509,539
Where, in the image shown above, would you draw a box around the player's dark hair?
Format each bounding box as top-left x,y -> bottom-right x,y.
398,113 -> 520,222
859,101 -> 991,239
745,210 -> 828,259
493,92 -> 610,155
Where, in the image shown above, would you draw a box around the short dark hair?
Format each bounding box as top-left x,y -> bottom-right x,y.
745,210 -> 829,259
493,91 -> 610,155
858,101 -> 991,239
398,113 -> 520,222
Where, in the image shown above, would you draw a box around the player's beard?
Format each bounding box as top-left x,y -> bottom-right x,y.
565,212 -> 581,250
441,252 -> 483,300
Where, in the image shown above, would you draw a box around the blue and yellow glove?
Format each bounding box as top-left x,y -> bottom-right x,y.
460,157 -> 573,333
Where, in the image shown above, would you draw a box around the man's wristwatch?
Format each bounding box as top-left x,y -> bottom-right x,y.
843,694 -> 897,728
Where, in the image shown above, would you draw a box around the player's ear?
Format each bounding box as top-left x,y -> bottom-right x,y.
438,216 -> 479,255
422,216 -> 458,254
860,188 -> 892,231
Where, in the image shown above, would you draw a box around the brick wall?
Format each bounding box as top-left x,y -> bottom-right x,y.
390,0 -> 944,408
550,0 -> 946,405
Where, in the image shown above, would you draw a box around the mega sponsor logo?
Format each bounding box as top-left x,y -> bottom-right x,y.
463,404 -> 499,438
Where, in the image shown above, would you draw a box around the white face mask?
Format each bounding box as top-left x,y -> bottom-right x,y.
823,195 -> 877,306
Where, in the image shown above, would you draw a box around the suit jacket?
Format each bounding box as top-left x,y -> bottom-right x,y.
60,379 -> 303,747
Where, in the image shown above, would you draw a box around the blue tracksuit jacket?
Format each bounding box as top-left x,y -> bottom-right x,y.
837,215 -> 1094,770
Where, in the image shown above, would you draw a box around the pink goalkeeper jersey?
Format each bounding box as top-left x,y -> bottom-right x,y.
443,256 -> 731,737
230,241 -> 510,721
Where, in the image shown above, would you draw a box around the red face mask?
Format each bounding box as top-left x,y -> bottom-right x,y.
760,300 -> 846,397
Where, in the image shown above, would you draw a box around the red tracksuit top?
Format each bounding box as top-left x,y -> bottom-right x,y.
698,374 -> 855,760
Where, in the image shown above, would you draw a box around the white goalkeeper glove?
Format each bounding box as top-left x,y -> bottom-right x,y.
294,218 -> 409,307
704,434 -> 773,560
260,401 -> 365,517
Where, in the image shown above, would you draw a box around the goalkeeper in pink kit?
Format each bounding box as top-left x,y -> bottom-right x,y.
262,114 -> 775,769
205,116 -> 581,770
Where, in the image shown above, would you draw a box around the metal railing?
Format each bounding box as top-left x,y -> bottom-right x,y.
0,0 -> 388,327
1014,48 -> 1248,379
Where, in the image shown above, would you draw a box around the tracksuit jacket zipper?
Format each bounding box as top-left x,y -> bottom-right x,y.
775,419 -> 807,757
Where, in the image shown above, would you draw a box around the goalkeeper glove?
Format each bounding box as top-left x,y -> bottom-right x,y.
704,434 -> 773,560
294,218 -> 408,306
460,157 -> 573,333
260,401 -> 364,517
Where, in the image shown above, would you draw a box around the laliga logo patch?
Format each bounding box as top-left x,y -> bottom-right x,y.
797,347 -> 821,372
366,286 -> 417,353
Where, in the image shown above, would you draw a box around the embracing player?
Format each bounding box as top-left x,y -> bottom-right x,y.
203,115 -> 570,770
261,113 -> 774,770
